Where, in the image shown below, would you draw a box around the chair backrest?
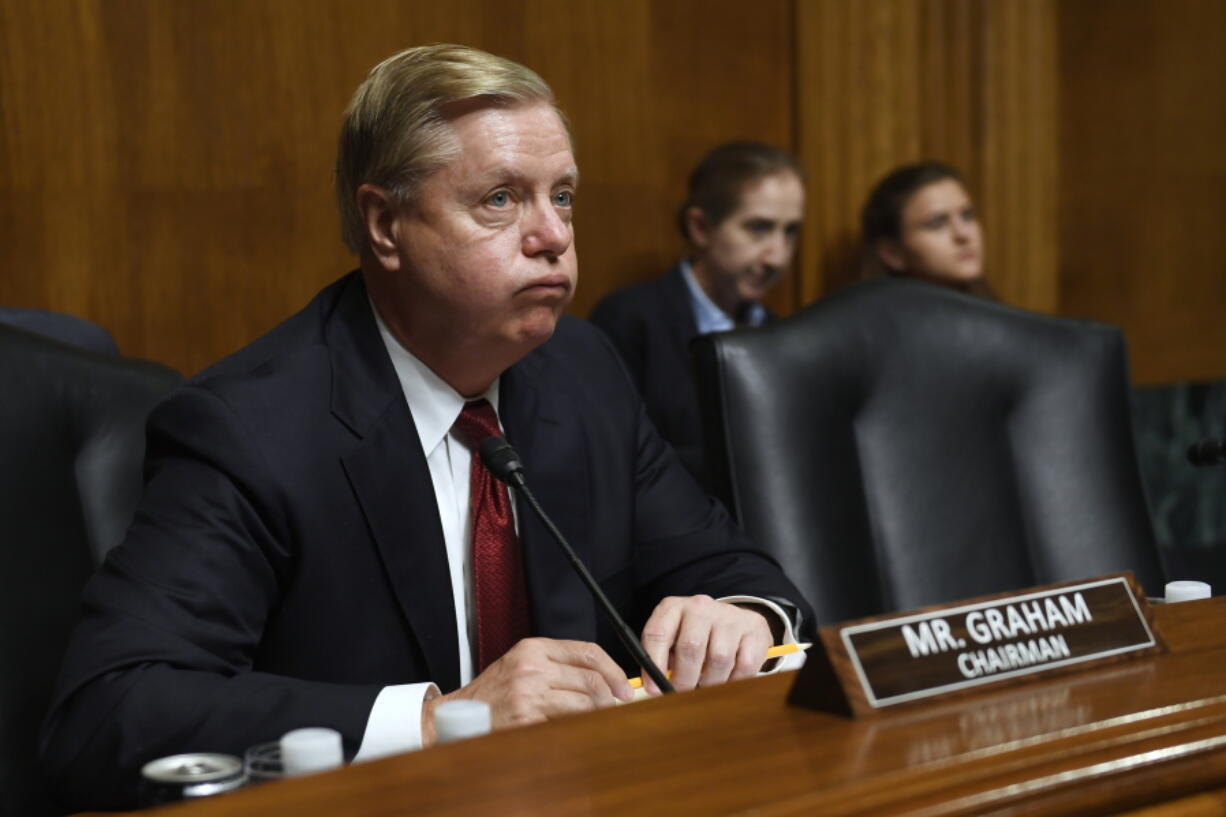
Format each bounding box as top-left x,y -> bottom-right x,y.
693,277 -> 1165,627
0,325 -> 180,815
1131,380 -> 1226,591
0,306 -> 120,356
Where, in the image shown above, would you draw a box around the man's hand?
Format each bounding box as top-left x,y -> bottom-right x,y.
640,595 -> 772,694
421,638 -> 632,745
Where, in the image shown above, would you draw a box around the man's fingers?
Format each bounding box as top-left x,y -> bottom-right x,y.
731,625 -> 771,681
497,670 -> 614,724
639,597 -> 777,693
464,638 -> 629,733
640,597 -> 685,695
698,623 -> 741,687
669,602 -> 714,690
554,637 -> 632,701
547,663 -> 624,708
536,688 -> 613,718
537,638 -> 632,702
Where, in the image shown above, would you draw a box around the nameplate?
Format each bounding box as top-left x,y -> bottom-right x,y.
789,573 -> 1164,716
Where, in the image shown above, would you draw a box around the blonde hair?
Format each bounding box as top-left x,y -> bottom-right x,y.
335,43 -> 558,253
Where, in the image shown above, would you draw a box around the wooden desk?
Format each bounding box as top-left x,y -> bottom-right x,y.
124,597 -> 1226,816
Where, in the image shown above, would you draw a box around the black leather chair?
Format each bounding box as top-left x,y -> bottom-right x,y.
693,277 -> 1166,627
0,325 -> 180,815
0,306 -> 119,355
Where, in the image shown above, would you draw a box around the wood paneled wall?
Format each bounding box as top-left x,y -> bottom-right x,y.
793,0 -> 1058,312
1,0 -> 1223,384
0,0 -> 794,375
1058,0 -> 1226,384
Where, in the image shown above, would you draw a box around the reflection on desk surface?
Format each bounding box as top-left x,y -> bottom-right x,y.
856,660 -> 1164,770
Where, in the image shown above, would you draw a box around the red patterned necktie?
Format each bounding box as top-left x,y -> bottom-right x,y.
452,399 -> 531,670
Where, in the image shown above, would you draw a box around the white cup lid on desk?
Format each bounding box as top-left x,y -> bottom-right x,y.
1165,580 -> 1212,603
280,727 -> 343,776
434,699 -> 491,743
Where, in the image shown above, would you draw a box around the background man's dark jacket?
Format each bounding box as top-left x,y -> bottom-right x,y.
591,265 -> 773,485
591,266 -> 706,480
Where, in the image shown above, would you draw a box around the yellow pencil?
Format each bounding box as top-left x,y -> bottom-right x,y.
627,642 -> 812,689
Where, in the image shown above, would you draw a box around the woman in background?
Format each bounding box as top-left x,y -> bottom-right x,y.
860,161 -> 992,298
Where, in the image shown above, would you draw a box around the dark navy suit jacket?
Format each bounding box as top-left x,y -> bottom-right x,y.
591,266 -> 705,479
40,271 -> 807,809
591,265 -> 773,486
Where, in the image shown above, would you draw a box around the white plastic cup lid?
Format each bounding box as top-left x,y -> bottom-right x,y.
1165,580 -> 1212,603
434,699 -> 491,743
280,727 -> 343,776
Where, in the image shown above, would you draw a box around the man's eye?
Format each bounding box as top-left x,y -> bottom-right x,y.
961,207 -> 977,223
553,190 -> 573,207
924,215 -> 948,230
487,191 -> 511,207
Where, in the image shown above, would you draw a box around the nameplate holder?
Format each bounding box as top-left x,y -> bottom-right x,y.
788,572 -> 1164,716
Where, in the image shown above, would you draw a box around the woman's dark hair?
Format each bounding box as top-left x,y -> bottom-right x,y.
861,161 -> 964,247
677,141 -> 803,242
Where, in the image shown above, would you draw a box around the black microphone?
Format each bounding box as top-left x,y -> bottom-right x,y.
1188,438 -> 1226,467
479,436 -> 674,694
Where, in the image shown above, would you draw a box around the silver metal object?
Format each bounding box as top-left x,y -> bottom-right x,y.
139,753 -> 246,805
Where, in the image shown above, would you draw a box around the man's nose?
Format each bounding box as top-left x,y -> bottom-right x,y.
522,201 -> 572,258
762,231 -> 791,268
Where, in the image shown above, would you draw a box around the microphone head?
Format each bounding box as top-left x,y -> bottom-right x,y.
479,436 -> 526,486
1187,438 -> 1225,467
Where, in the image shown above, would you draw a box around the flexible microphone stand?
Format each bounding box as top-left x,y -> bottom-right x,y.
479,436 -> 675,694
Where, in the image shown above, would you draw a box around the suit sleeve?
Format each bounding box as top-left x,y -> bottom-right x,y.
39,385 -> 380,811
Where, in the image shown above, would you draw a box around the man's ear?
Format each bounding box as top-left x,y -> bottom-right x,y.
876,240 -> 906,272
684,206 -> 712,249
356,184 -> 402,271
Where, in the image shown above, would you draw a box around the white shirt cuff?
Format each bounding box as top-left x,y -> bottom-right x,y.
717,595 -> 807,672
353,682 -> 439,762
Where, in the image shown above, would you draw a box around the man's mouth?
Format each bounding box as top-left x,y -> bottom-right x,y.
521,275 -> 572,295
744,268 -> 779,287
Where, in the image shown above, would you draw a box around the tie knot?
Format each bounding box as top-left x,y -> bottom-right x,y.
453,399 -> 503,449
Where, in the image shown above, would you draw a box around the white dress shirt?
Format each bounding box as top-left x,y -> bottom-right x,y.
353,309 -> 492,760
354,306 -> 800,761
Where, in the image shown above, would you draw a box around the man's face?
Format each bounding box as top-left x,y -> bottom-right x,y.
389,101 -> 577,370
692,171 -> 805,309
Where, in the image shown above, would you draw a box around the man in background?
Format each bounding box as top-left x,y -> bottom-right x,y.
591,142 -> 805,484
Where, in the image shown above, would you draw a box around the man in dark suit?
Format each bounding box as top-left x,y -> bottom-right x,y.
40,45 -> 810,810
591,142 -> 805,484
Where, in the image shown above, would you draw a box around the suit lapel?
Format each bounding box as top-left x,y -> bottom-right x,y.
328,275 -> 460,691
501,350 -> 598,644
